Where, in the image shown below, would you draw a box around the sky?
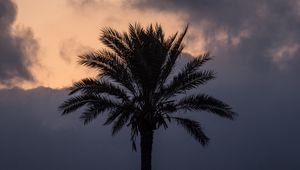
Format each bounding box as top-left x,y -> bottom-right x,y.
1,0 -> 300,169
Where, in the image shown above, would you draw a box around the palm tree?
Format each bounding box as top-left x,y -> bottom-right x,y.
59,23 -> 235,170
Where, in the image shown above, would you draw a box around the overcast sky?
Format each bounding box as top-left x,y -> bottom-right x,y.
1,0 -> 300,169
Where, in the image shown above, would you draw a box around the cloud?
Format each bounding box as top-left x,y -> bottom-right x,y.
1,1 -> 300,169
0,0 -> 39,86
0,51 -> 300,169
0,87 -> 139,170
67,0 -> 100,11
59,38 -> 92,63
130,0 -> 300,71
67,0 -> 97,9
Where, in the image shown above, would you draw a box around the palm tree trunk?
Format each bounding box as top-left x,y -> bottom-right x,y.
140,128 -> 154,170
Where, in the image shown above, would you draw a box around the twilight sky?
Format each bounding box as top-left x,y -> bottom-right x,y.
1,0 -> 300,169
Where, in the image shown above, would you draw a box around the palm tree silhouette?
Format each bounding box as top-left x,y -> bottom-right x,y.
59,23 -> 236,170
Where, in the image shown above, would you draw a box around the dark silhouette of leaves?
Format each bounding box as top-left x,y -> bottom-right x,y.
172,117 -> 209,145
177,94 -> 236,119
59,23 -> 236,170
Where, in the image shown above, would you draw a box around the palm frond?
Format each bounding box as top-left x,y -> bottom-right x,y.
156,101 -> 177,114
80,101 -> 117,124
162,70 -> 215,99
144,24 -> 169,88
111,110 -> 132,136
177,94 -> 236,119
59,95 -> 96,115
154,23 -> 164,43
102,70 -> 137,97
130,24 -> 167,90
108,95 -> 140,136
113,23 -> 149,93
59,94 -> 119,115
104,102 -> 136,126
78,50 -> 122,70
100,27 -> 131,61
130,124 -> 139,151
154,114 -> 168,129
164,32 -> 178,51
128,23 -> 144,47
158,25 -> 188,87
181,53 -> 211,75
172,117 -> 209,145
160,53 -> 213,98
78,50 -> 137,95
69,78 -> 129,101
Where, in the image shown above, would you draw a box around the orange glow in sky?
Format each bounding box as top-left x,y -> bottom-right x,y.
13,0 -> 202,89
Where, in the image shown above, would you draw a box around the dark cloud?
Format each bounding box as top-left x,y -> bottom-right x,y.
131,0 -> 300,72
0,87 -> 138,170
1,51 -> 300,170
0,0 -> 39,85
